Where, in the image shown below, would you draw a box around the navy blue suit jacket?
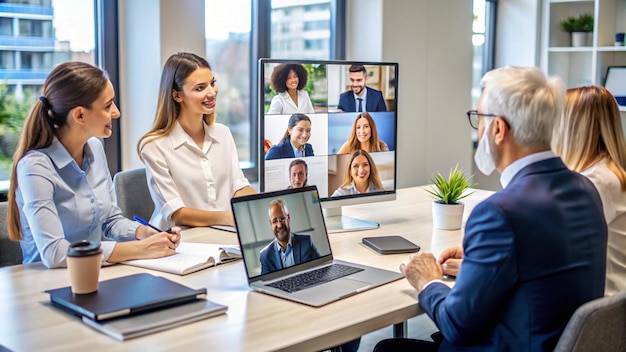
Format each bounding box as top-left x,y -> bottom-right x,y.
259,233 -> 321,274
337,87 -> 387,112
419,157 -> 607,351
265,138 -> 314,160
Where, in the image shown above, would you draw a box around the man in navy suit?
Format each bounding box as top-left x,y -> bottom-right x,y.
375,66 -> 608,352
337,65 -> 387,112
260,198 -> 320,274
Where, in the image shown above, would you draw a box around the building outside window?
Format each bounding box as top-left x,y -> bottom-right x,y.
0,0 -> 95,195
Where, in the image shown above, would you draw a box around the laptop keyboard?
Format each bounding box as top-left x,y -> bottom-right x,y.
267,263 -> 364,293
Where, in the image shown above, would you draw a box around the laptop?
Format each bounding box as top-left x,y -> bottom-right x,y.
231,186 -> 403,307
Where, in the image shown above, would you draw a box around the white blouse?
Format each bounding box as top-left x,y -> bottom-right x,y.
582,159 -> 626,296
267,90 -> 315,115
140,121 -> 250,229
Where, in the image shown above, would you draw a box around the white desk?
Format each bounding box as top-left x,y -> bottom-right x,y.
0,186 -> 492,352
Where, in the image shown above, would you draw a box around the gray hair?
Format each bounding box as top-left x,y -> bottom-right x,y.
480,66 -> 565,149
268,198 -> 289,218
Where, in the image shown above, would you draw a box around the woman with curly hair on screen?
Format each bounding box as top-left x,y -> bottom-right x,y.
267,63 -> 314,114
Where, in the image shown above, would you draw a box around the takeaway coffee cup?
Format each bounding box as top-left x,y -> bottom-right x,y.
67,240 -> 102,294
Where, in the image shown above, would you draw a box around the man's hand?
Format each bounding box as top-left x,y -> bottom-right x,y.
400,251 -> 443,292
437,246 -> 463,276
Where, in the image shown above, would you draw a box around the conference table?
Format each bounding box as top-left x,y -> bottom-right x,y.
0,186 -> 493,352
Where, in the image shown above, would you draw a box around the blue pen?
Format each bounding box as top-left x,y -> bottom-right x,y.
133,216 -> 173,234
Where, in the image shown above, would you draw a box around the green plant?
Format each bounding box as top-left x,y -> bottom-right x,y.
560,13 -> 594,33
425,164 -> 477,204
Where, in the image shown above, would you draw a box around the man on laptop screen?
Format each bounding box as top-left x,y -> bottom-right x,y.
260,198 -> 321,274
231,186 -> 403,307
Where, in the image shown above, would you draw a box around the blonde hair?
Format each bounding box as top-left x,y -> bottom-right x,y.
8,62 -> 109,240
344,112 -> 385,153
137,52 -> 215,158
553,85 -> 626,191
339,149 -> 383,190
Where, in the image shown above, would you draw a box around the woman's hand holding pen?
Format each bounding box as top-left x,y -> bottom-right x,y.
137,231 -> 181,258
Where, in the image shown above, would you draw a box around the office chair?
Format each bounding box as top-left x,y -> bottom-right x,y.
554,290 -> 626,352
112,168 -> 154,222
0,201 -> 23,267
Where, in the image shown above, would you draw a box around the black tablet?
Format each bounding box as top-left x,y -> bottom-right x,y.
362,236 -> 420,255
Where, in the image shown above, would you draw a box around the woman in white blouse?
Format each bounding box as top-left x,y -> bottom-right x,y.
137,52 -> 256,229
552,85 -> 626,296
267,63 -> 315,115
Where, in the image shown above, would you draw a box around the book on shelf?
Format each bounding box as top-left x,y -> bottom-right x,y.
46,273 -> 207,321
82,298 -> 227,341
122,242 -> 242,275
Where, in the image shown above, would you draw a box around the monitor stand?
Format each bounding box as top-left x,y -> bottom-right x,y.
323,207 -> 379,233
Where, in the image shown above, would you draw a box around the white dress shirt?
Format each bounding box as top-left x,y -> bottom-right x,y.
141,121 -> 251,229
581,159 -> 626,296
267,90 -> 315,114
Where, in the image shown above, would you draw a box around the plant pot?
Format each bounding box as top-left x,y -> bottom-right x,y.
571,32 -> 591,47
432,201 -> 464,230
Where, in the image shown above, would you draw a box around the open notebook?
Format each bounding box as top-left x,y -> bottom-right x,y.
122,242 -> 241,275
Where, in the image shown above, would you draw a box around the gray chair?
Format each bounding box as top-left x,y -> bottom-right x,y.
0,201 -> 23,267
554,290 -> 626,352
113,168 -> 154,222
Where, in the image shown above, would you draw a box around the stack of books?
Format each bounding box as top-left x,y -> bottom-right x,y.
46,273 -> 227,341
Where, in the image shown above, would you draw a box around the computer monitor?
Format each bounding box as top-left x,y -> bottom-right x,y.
259,59 -> 398,232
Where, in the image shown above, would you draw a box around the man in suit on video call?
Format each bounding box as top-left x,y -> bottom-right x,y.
337,64 -> 387,112
287,159 -> 308,189
259,198 -> 320,274
375,66 -> 608,352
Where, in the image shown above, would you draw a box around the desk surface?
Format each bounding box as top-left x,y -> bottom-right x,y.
0,186 -> 492,352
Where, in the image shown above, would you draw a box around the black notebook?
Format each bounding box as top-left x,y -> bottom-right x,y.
46,273 -> 207,321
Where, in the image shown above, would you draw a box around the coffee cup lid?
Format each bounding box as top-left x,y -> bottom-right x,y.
67,240 -> 102,257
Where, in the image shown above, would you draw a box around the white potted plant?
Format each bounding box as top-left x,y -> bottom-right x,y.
560,13 -> 594,47
425,165 -> 476,230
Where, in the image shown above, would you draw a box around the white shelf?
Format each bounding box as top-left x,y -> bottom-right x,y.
548,46 -> 593,52
596,46 -> 626,52
620,106 -> 626,112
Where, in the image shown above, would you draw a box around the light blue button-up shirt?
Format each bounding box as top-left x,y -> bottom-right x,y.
16,137 -> 138,268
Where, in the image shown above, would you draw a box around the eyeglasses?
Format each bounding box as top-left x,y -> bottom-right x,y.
270,216 -> 288,225
466,110 -> 511,130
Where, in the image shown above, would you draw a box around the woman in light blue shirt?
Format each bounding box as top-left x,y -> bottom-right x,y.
332,149 -> 384,197
7,62 -> 181,268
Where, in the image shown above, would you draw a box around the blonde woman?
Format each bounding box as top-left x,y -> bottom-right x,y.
332,149 -> 384,196
137,52 -> 255,229
337,112 -> 389,154
552,85 -> 626,295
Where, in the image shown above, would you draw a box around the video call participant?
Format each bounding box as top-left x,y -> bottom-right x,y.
259,198 -> 321,275
287,159 -> 308,189
552,85 -> 626,296
337,64 -> 387,112
8,62 -> 181,268
337,112 -> 389,154
332,150 -> 384,196
267,63 -> 315,115
138,52 -> 255,229
374,66 -> 607,352
265,113 -> 314,160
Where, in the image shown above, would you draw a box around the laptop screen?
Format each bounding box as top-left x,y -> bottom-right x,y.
232,186 -> 333,279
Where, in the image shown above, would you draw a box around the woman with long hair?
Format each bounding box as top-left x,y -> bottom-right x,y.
552,85 -> 626,295
265,113 -> 314,160
137,52 -> 255,229
267,63 -> 314,114
337,112 -> 389,154
8,62 -> 180,268
332,149 -> 384,196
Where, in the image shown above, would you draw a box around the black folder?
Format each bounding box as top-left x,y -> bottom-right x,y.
46,273 -> 206,321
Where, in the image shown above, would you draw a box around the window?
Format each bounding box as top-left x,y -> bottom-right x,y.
471,0 -> 496,144
205,0 -> 252,170
0,0 -> 96,194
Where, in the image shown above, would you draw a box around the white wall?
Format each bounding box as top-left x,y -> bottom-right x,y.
347,0 -> 473,188
495,0 -> 541,67
118,0 -> 206,170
